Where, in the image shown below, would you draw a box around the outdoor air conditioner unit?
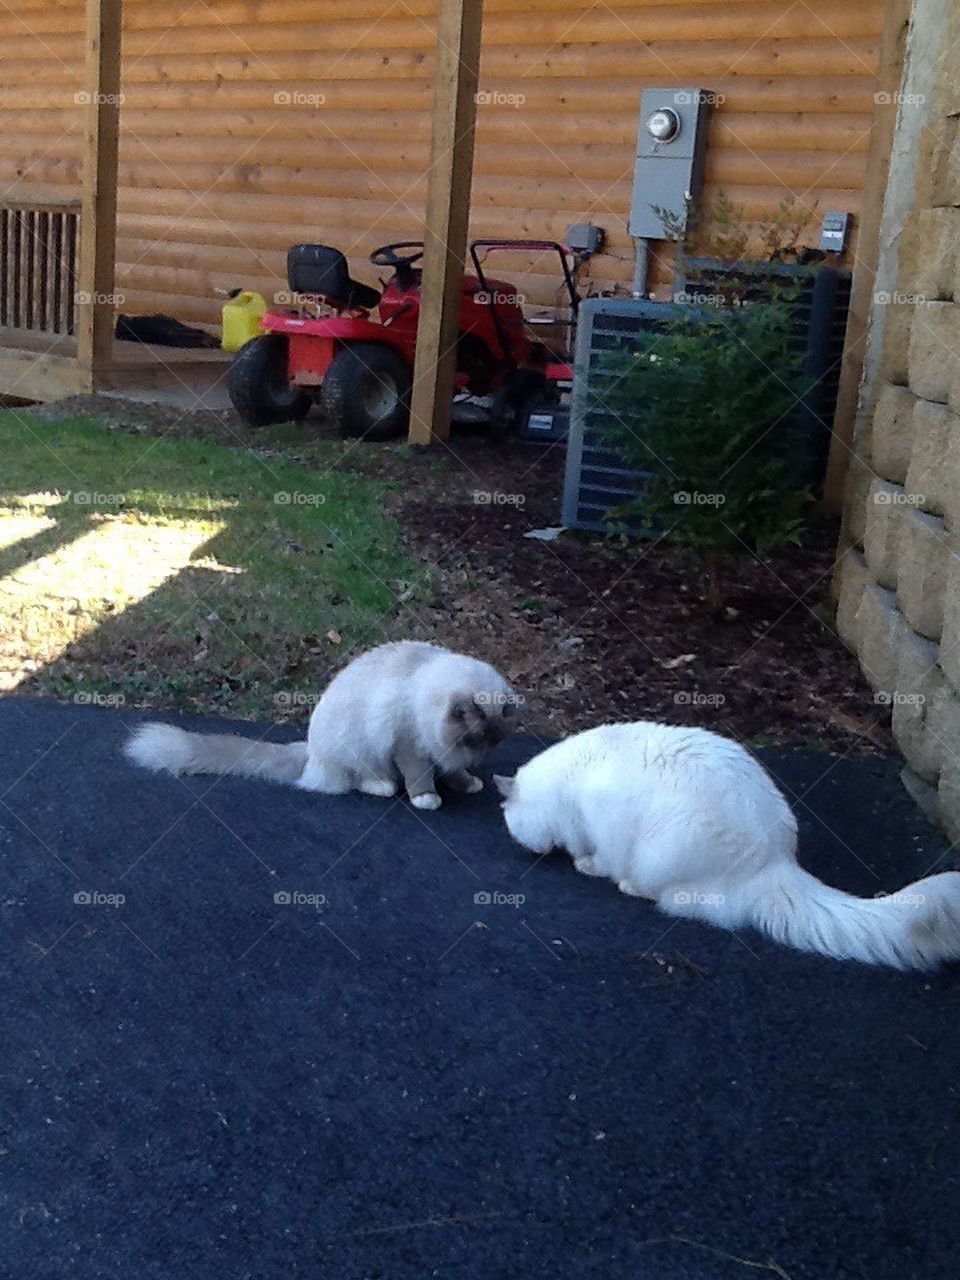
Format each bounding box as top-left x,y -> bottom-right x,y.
561,262 -> 852,533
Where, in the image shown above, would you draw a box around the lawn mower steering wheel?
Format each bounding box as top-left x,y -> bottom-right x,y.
369,242 -> 425,270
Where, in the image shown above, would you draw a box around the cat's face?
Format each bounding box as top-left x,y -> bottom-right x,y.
494,772 -> 554,853
441,689 -> 522,762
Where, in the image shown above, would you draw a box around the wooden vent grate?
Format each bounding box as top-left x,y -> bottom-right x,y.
0,200 -> 80,336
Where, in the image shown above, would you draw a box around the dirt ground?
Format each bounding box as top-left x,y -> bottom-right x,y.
22,394 -> 888,754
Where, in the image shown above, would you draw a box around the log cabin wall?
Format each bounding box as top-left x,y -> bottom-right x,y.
2,0 -> 883,328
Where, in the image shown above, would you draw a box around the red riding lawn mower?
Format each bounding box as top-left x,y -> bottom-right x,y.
226,239 -> 581,440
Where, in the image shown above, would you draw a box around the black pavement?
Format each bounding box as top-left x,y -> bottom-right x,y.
2,695 -> 958,1279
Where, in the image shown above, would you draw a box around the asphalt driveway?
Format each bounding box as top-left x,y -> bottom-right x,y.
2,695 -> 958,1279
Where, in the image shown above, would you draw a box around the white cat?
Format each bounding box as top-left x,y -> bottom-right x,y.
126,641 -> 520,809
495,721 -> 960,970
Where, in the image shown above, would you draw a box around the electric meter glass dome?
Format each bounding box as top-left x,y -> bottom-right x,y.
647,109 -> 680,142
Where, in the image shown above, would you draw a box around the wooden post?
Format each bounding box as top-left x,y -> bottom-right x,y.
407,0 -> 484,444
822,0 -> 912,511
76,0 -> 122,383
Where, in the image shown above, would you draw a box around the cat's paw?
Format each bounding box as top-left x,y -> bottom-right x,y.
574,857 -> 603,877
411,792 -> 442,811
443,768 -> 483,794
358,778 -> 397,798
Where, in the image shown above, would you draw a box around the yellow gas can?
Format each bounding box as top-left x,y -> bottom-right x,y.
221,290 -> 267,353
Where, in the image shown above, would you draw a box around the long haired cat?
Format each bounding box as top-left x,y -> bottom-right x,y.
127,641 -> 520,809
495,721 -> 960,970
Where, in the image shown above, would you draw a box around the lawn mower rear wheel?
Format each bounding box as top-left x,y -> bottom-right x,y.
320,342 -> 410,441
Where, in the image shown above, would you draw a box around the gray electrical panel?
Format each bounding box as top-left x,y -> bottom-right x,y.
628,88 -> 713,241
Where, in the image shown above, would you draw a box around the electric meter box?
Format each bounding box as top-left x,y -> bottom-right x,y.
629,88 -> 714,242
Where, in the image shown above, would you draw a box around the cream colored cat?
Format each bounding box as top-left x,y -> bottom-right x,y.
126,641 -> 520,809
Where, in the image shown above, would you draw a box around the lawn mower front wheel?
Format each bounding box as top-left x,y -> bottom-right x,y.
227,334 -> 311,427
320,342 -> 410,441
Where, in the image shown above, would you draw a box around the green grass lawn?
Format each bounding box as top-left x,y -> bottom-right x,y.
0,412 -> 421,719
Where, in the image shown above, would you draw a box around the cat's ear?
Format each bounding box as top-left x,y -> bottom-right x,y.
493,774 -> 515,800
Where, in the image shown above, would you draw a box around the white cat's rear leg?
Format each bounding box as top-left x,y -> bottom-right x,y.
618,879 -> 654,899
574,856 -> 604,878
622,827 -> 722,909
296,757 -> 353,794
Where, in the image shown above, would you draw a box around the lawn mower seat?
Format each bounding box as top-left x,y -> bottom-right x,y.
287,244 -> 381,311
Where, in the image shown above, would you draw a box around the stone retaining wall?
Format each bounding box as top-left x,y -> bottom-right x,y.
838,0 -> 960,836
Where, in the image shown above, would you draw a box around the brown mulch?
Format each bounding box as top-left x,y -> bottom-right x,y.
22,396 -> 889,754
378,436 -> 889,755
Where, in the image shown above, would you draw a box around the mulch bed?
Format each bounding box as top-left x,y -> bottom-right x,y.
384,435 -> 889,755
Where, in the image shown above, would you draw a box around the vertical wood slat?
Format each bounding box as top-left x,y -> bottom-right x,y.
0,210 -> 7,327
53,210 -> 64,335
65,212 -> 77,335
11,210 -> 21,329
37,211 -> 49,333
25,210 -> 36,331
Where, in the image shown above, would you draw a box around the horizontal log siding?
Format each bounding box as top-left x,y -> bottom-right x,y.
2,0 -> 882,324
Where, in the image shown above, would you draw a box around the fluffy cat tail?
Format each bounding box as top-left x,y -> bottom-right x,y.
742,863 -> 960,970
125,722 -> 308,785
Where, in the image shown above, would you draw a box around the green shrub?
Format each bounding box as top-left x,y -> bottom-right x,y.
597,288 -> 812,612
